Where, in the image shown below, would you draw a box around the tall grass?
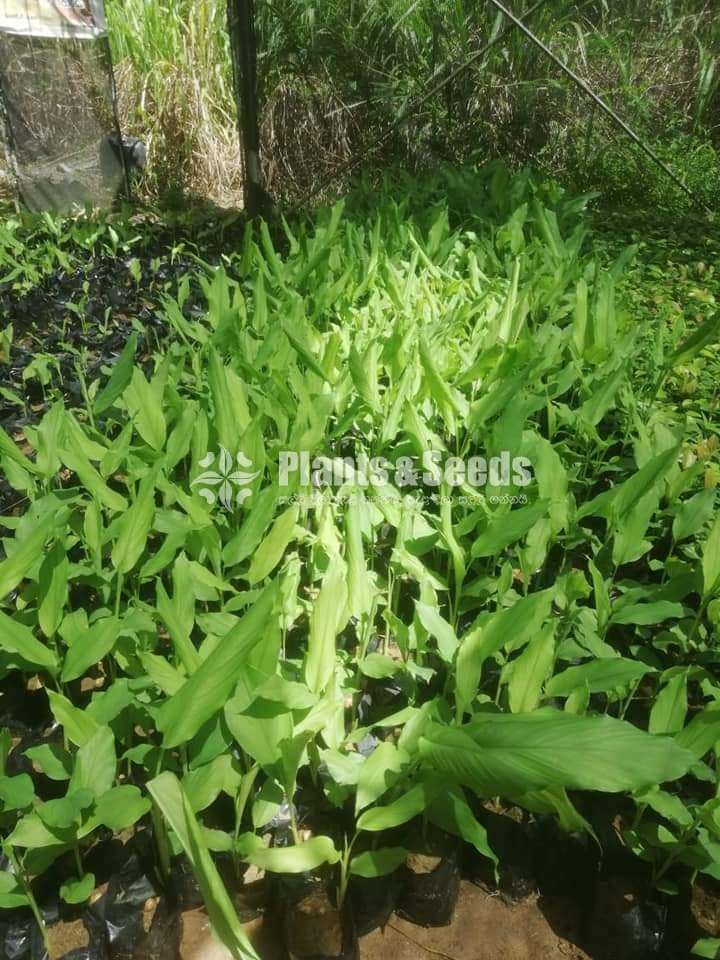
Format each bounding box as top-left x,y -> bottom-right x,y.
94,0 -> 720,206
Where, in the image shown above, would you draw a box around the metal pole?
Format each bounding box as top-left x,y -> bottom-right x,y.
228,0 -> 263,217
484,0 -> 710,212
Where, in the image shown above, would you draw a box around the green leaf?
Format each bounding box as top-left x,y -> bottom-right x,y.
0,610 -> 58,673
669,314 -> 720,368
455,590 -> 554,718
356,742 -> 408,814
124,367 -> 166,450
545,658 -> 650,698
350,847 -> 408,878
428,786 -> 498,867
0,773 -> 34,811
650,672 -> 688,735
507,623 -> 555,713
157,581 -> 279,748
111,467 -> 158,575
0,510 -> 57,600
420,711 -> 694,796
68,726 -> 116,798
673,490 -> 716,543
676,705 -> 720,759
693,938 -> 720,959
0,871 -> 29,909
61,617 -> 121,683
471,500 -> 550,558
46,691 -> 99,747
225,699 -> 292,768
244,836 -> 340,873
305,554 -> 348,695
94,333 -> 138,414
60,872 -> 95,905
703,516 -> 720,598
93,786 -> 151,831
247,504 -> 298,584
357,782 -> 440,833
38,790 -> 94,830
610,602 -> 685,626
38,540 -> 69,638
414,601 -> 458,662
223,485 -> 279,566
24,742 -> 71,781
148,772 -> 259,960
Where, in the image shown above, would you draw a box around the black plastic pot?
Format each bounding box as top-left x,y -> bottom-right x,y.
395,842 -> 461,927
280,879 -> 359,960
585,877 -> 667,960
348,871 -> 400,937
465,808 -> 537,903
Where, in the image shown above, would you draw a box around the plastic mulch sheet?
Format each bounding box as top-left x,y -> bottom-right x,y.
0,1 -> 125,211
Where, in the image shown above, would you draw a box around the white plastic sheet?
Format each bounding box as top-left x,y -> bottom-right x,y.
0,0 -> 106,41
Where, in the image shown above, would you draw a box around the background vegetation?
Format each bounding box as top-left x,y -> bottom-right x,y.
102,0 -> 720,209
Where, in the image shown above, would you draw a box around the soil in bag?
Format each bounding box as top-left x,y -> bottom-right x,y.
275,872 -> 359,960
395,839 -> 461,927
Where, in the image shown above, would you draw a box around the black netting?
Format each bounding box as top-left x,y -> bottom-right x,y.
0,26 -> 125,211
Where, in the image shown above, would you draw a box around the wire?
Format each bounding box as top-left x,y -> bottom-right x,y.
484,0 -> 712,214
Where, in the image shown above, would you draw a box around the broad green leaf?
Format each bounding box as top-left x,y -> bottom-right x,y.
225,699 -> 293,768
650,672 -> 688,736
673,490 -> 716,543
244,836 -> 340,873
38,540 -> 69,638
0,610 -> 58,673
0,773 -> 34,811
428,786 -> 498,867
0,872 -> 29,909
60,873 -> 95,905
420,712 -> 694,796
346,494 -> 373,620
59,444 -> 126,512
247,504 -> 298,584
111,467 -> 158,575
455,590 -> 554,718
94,333 -> 138,414
546,658 -> 650,697
223,484 -> 278,566
676,705 -> 720,759
92,785 -> 151,832
356,742 -> 408,813
414,601 -> 458,662
507,623 -> 555,713
24,743 -> 71,781
471,500 -> 550,558
305,554 -> 348,695
357,782 -> 440,832
46,691 -> 99,747
703,517 -> 720,598
350,847 -> 408,878
610,602 -> 685,626
157,581 -> 279,748
669,315 -> 720,368
124,367 -> 166,450
68,726 -> 116,798
148,772 -> 259,960
693,938 -> 720,959
0,510 -> 57,600
61,617 -> 121,683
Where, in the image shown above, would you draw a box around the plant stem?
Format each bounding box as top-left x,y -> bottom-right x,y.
7,849 -> 51,956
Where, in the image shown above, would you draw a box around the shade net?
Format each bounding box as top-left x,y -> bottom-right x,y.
0,1 -> 125,211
